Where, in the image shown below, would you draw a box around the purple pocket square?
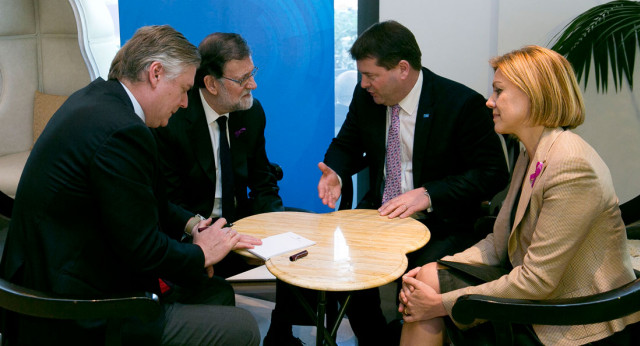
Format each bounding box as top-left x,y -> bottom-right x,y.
234,128 -> 247,138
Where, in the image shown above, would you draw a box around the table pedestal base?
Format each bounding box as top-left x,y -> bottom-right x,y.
290,287 -> 351,346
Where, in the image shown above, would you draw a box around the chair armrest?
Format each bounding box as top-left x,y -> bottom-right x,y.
452,277 -> 640,325
620,194 -> 640,226
0,277 -> 161,322
0,190 -> 13,218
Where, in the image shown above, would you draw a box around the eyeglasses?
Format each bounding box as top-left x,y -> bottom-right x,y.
221,67 -> 258,87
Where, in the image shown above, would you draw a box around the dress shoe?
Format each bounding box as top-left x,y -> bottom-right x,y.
263,309 -> 305,346
262,330 -> 305,346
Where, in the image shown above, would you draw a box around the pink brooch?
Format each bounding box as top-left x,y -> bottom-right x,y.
234,127 -> 246,138
529,161 -> 544,187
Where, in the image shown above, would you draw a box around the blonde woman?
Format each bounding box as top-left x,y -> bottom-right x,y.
398,45 -> 640,345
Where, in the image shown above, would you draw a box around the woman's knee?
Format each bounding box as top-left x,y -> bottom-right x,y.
416,262 -> 441,293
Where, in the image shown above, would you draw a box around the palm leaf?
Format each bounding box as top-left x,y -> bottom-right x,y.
550,0 -> 640,92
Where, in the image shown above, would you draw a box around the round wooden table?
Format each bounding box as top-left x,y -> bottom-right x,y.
234,209 -> 430,344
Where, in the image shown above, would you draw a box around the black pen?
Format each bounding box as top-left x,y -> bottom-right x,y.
289,250 -> 308,261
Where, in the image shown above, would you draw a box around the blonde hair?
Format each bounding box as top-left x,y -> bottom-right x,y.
490,45 -> 585,129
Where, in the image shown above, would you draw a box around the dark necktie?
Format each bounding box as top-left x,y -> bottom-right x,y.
216,116 -> 235,221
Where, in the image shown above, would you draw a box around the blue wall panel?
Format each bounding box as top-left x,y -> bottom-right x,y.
119,0 -> 335,212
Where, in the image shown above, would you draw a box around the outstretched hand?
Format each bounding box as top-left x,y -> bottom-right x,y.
317,162 -> 342,209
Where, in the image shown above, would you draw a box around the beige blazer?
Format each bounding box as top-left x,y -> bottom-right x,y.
440,127 -> 640,345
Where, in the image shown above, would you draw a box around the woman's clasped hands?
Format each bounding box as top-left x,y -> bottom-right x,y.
399,265 -> 447,323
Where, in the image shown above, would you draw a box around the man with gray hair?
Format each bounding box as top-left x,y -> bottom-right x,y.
0,25 -> 261,345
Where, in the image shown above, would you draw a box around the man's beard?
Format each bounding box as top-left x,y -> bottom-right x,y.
235,93 -> 254,111
221,89 -> 253,113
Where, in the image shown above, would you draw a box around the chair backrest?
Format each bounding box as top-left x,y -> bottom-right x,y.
338,173 -> 355,210
620,194 -> 640,226
69,0 -> 120,80
338,157 -> 368,210
0,0 -> 89,156
0,0 -> 118,156
0,0 -> 120,201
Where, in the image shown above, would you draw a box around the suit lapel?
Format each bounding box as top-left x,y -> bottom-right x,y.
228,110 -> 247,175
370,102 -> 389,192
186,90 -> 217,185
508,127 -> 565,257
506,150 -> 528,259
412,68 -> 434,181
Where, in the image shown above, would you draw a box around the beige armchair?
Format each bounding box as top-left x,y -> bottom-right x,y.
0,0 -> 118,216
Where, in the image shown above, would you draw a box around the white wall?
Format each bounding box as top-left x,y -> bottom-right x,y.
380,0 -> 640,203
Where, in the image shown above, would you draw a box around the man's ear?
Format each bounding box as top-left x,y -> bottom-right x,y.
148,61 -> 163,88
203,75 -> 219,95
397,60 -> 411,79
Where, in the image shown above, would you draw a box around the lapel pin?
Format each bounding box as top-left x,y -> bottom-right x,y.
423,113 -> 430,118
529,161 -> 545,187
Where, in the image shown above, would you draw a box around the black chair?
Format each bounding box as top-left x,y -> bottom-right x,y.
337,157 -> 368,211
338,171 -> 355,210
269,162 -> 314,213
483,134 -> 520,217
269,161 -> 284,182
621,194 -> 640,240
0,278 -> 161,345
451,195 -> 640,345
451,274 -> 640,345
0,195 -> 159,345
0,191 -> 12,220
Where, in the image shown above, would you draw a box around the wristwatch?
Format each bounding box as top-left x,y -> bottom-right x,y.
424,189 -> 434,213
185,214 -> 206,236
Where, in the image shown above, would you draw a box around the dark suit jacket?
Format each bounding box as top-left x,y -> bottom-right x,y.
0,78 -> 205,342
153,89 -> 283,222
324,67 -> 509,234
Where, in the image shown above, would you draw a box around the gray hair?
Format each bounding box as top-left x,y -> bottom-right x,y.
108,25 -> 200,82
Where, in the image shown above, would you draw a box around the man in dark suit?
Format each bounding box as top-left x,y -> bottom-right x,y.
153,33 -> 284,279
0,25 -> 261,345
153,33 -> 304,346
154,33 -> 283,226
317,20 -> 509,344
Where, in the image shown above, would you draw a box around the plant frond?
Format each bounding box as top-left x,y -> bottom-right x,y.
550,0 -> 640,93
